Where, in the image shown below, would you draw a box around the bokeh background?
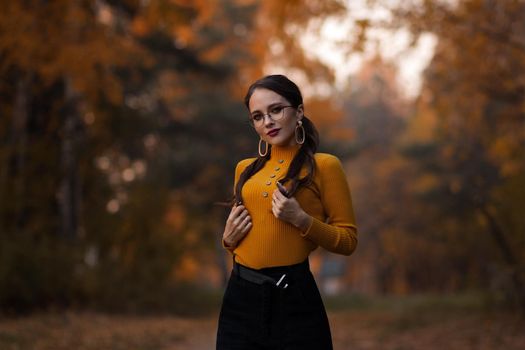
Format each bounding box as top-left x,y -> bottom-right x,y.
1,0 -> 524,349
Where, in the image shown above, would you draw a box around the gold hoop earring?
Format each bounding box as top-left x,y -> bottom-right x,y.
258,138 -> 268,157
295,120 -> 305,145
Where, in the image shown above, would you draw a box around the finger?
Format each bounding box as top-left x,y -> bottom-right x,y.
240,221 -> 251,235
272,190 -> 281,204
236,210 -> 250,225
271,205 -> 280,219
241,221 -> 252,233
272,194 -> 285,209
276,182 -> 289,197
238,215 -> 251,228
273,189 -> 287,201
232,214 -> 243,226
228,205 -> 240,220
229,205 -> 246,220
233,205 -> 245,216
233,209 -> 248,222
232,218 -> 251,243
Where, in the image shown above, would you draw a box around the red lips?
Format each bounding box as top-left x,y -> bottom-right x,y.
267,128 -> 280,137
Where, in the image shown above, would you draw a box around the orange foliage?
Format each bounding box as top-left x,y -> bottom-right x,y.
174,254 -> 200,281
164,204 -> 186,232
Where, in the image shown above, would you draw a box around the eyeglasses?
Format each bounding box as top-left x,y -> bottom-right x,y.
249,105 -> 294,127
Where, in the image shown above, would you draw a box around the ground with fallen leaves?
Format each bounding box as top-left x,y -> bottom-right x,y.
1,295 -> 523,349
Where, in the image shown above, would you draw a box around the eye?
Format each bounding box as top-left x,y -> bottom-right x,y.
270,106 -> 283,114
252,114 -> 263,121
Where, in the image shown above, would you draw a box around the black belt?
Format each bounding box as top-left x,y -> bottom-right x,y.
233,259 -> 309,289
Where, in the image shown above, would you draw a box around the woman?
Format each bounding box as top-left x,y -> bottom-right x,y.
217,74 -> 358,350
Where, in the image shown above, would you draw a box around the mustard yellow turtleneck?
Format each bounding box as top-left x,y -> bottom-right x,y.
226,144 -> 358,269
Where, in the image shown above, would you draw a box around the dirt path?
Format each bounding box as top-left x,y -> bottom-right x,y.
329,310 -> 525,350
0,310 -> 524,349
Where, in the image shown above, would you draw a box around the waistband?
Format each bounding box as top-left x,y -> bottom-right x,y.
233,259 -> 310,289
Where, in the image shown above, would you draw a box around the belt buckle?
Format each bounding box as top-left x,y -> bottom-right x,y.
275,274 -> 288,289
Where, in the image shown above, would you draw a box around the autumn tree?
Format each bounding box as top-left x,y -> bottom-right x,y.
0,0 -> 352,312
389,0 -> 525,309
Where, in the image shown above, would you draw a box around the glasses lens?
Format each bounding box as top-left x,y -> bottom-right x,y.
271,106 -> 286,121
250,116 -> 262,127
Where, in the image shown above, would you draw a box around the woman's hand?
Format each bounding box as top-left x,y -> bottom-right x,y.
223,204 -> 252,248
272,189 -> 312,232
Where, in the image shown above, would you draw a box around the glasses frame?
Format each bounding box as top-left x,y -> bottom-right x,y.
249,105 -> 294,128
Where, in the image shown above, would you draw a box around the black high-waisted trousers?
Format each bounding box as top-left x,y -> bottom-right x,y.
216,259 -> 333,350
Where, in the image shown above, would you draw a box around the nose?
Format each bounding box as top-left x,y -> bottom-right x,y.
262,114 -> 274,127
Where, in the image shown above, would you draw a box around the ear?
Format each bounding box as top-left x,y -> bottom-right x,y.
296,104 -> 304,121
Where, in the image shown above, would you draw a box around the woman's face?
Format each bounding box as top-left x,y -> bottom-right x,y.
248,88 -> 303,147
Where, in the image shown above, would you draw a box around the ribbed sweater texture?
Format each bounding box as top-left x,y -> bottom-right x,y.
227,144 -> 358,269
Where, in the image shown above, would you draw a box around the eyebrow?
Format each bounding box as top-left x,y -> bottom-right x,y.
250,102 -> 285,115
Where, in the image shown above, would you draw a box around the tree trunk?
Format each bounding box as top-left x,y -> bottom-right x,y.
479,204 -> 525,313
58,78 -> 80,239
2,73 -> 32,231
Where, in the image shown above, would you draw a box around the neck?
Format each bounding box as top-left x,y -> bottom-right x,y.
270,143 -> 301,160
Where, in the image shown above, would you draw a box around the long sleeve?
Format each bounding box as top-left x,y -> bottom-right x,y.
300,155 -> 358,255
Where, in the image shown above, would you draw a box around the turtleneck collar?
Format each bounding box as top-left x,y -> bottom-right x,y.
270,143 -> 301,162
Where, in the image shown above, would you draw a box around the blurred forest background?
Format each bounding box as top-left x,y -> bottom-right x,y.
1,0 -> 524,325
